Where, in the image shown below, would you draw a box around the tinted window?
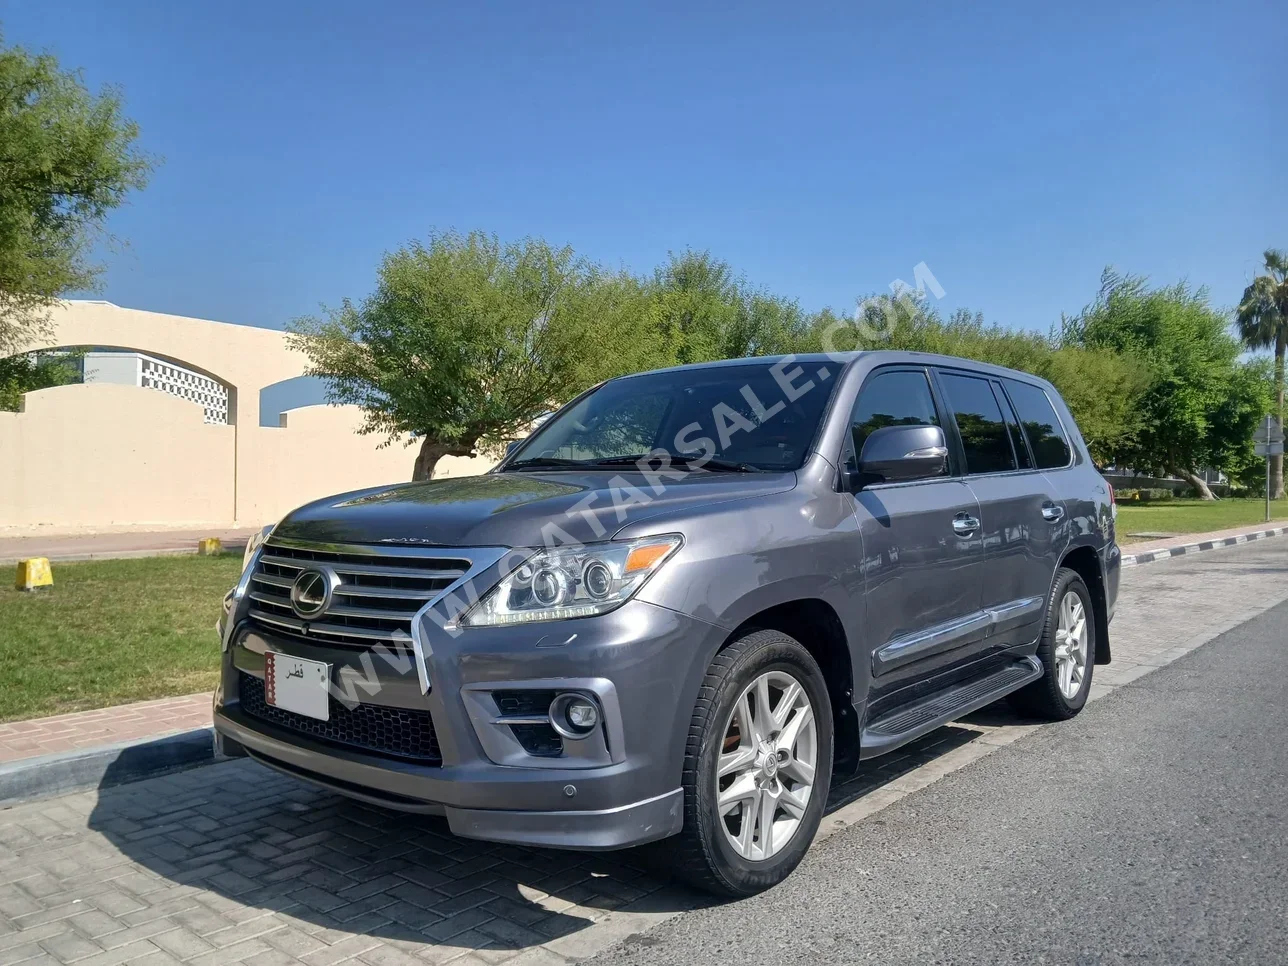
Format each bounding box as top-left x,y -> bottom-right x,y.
1005,380 -> 1073,469
541,392 -> 672,460
938,372 -> 1016,474
509,363 -> 836,471
994,381 -> 1034,470
846,369 -> 943,472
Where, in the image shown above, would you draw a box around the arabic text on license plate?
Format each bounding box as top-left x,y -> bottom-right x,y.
265,652 -> 330,721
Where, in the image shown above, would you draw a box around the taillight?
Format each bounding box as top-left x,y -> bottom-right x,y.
1108,483 -> 1117,519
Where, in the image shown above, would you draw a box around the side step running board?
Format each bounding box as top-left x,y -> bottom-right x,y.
860,656 -> 1042,759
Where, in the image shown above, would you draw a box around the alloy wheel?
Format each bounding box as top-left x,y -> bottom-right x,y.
714,670 -> 817,861
1053,590 -> 1088,699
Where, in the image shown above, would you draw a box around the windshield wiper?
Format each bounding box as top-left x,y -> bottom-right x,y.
589,453 -> 760,473
504,456 -> 592,470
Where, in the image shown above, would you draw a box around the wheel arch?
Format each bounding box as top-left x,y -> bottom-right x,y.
1059,544 -> 1111,664
723,598 -> 861,773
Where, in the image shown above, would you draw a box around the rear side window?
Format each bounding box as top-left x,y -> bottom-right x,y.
1004,380 -> 1073,469
937,372 -> 1016,475
847,369 -> 943,472
994,381 -> 1034,470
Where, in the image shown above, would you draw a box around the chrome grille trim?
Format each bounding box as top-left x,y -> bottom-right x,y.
327,585 -> 433,601
258,554 -> 468,581
251,572 -> 295,590
245,540 -> 510,693
246,609 -> 403,642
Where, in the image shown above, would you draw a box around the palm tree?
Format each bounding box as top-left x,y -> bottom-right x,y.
1236,249 -> 1288,499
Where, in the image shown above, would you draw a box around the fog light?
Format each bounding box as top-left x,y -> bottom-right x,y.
567,699 -> 598,729
548,693 -> 601,739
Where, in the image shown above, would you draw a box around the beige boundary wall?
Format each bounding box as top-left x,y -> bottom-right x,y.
0,301 -> 492,534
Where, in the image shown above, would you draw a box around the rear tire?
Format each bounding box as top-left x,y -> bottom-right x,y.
666,629 -> 833,897
1009,567 -> 1095,720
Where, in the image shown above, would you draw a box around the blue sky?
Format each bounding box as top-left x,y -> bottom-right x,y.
4,0 -> 1283,338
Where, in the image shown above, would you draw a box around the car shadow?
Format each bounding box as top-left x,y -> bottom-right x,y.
87,718 -> 1005,957
826,719 -> 997,813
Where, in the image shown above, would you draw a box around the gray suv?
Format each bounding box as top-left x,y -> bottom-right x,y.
214,351 -> 1119,896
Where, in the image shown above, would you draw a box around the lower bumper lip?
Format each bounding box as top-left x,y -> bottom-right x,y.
216,709 -> 682,850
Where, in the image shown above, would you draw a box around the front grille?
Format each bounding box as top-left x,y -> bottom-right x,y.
238,672 -> 442,764
246,541 -> 472,649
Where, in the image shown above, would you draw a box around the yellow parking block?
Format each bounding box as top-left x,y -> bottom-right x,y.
197,538 -> 223,556
15,557 -> 53,591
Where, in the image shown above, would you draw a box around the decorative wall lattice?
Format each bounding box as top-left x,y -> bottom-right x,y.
140,356 -> 230,424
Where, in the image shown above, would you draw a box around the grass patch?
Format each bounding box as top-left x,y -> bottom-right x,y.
0,554 -> 242,722
1117,498 -> 1288,542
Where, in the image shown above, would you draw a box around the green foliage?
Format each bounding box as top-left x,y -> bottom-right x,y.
1062,271 -> 1271,490
0,350 -> 80,411
1235,249 -> 1288,497
1136,488 -> 1175,503
650,250 -> 810,363
1038,344 -> 1150,465
0,32 -> 154,355
295,230 -> 1267,491
288,231 -> 669,480
1236,249 -> 1288,355
1205,356 -> 1274,488
801,291 -> 1149,464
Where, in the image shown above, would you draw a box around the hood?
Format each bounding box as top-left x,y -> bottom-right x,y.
271,470 -> 797,548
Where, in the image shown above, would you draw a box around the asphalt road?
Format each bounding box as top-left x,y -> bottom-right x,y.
591,598 -> 1288,965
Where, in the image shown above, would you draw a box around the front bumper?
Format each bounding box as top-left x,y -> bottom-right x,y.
213,598 -> 722,850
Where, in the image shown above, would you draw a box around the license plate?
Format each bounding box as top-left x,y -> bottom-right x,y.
264,652 -> 330,721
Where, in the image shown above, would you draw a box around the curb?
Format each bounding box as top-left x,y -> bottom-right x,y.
1121,525 -> 1288,566
0,728 -> 218,808
0,541 -> 249,566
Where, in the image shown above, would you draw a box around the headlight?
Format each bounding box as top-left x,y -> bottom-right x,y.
242,522 -> 276,572
461,535 -> 682,626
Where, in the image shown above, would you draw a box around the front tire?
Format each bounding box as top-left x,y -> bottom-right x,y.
668,629 -> 833,896
1010,567 -> 1096,719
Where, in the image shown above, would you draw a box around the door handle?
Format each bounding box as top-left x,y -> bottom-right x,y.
1041,503 -> 1065,523
952,513 -> 980,536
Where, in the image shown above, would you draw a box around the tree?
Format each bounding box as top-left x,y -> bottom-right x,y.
0,350 -> 80,411
0,32 -> 153,356
288,231 -> 668,481
804,291 -> 1150,465
651,250 -> 810,363
1235,249 -> 1288,499
1035,344 -> 1150,466
1206,357 -> 1274,493
1066,270 -> 1264,499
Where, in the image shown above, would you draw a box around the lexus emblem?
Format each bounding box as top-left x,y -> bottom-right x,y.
289,569 -> 332,619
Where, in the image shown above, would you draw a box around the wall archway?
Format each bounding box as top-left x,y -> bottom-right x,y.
258,375 -> 329,427
2,301 -> 493,533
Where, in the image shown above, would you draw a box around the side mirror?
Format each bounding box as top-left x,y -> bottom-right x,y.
504,440 -> 523,459
851,424 -> 948,488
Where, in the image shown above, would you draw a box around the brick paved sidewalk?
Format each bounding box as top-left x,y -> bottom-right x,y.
0,694 -> 211,764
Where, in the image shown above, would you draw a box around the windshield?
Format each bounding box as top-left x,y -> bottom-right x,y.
505,362 -> 837,472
